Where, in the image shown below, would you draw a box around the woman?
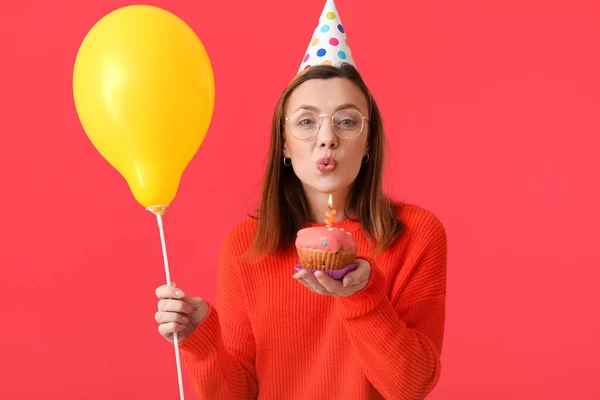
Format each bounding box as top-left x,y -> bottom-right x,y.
155,63 -> 447,399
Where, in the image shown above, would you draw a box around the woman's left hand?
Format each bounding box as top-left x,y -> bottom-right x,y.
293,258 -> 371,297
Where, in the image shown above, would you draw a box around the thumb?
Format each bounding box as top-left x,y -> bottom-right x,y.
185,296 -> 208,308
342,259 -> 371,287
343,270 -> 361,287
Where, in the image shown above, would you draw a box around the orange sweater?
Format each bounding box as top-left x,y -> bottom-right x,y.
179,203 -> 447,399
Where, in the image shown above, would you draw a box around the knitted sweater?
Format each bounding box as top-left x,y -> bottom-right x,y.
179,203 -> 447,399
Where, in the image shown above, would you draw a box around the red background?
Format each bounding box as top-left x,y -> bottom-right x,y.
1,0 -> 599,398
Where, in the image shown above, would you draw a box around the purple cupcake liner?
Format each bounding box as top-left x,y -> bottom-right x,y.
294,263 -> 358,280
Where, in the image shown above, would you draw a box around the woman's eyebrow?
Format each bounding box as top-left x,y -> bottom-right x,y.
292,103 -> 361,113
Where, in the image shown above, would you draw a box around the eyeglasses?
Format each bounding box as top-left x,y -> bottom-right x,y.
284,108 -> 369,140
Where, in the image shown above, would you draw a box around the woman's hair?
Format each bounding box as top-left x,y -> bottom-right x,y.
248,63 -> 403,257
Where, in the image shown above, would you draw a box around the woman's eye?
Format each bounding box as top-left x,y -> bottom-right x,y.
339,119 -> 356,127
299,119 -> 315,126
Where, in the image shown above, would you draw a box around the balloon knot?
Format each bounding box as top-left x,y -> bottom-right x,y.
146,205 -> 169,216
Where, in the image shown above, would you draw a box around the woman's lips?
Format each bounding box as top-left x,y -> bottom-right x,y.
316,157 -> 337,173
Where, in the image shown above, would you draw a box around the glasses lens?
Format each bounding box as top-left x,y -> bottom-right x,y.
333,109 -> 364,138
287,111 -> 319,139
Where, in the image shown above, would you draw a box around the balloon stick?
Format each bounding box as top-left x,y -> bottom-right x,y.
147,205 -> 185,400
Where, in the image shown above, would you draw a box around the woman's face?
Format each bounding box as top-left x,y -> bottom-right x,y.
283,77 -> 369,197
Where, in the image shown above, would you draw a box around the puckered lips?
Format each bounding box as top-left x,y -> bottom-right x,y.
316,157 -> 337,173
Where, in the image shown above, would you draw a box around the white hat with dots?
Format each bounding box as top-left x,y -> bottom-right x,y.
298,0 -> 355,73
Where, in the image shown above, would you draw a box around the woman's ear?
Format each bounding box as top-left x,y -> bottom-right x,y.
283,143 -> 290,158
364,142 -> 370,157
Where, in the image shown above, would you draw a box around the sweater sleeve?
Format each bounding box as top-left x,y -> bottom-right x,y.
335,214 -> 447,400
178,229 -> 258,399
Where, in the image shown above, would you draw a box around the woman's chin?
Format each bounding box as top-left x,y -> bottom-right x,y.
300,179 -> 351,195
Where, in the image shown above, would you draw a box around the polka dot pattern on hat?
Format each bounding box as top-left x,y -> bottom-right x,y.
297,0 -> 356,73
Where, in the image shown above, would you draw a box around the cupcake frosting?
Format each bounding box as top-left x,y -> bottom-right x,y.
295,226 -> 357,253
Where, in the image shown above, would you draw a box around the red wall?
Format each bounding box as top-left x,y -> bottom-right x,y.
1,0 -> 599,398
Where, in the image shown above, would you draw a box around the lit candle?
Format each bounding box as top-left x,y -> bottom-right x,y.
324,194 -> 336,227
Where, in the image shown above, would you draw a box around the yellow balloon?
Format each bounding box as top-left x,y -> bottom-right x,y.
73,5 -> 215,209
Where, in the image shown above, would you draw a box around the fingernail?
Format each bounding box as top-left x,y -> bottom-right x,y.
174,290 -> 184,298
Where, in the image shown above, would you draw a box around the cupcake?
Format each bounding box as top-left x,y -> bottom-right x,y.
295,225 -> 358,280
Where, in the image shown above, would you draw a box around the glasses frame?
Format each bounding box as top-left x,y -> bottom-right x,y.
284,109 -> 370,141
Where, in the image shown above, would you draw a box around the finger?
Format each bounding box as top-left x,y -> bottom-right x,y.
301,271 -> 331,295
342,262 -> 370,287
342,270 -> 369,288
315,271 -> 345,293
155,311 -> 190,325
157,299 -> 194,314
156,284 -> 186,299
158,322 -> 186,337
299,278 -> 316,292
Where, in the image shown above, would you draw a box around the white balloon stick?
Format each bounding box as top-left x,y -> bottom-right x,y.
148,205 -> 185,400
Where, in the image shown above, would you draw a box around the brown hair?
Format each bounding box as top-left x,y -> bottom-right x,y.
248,63 -> 403,257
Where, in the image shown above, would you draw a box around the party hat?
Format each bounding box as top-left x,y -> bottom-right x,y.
298,0 -> 355,73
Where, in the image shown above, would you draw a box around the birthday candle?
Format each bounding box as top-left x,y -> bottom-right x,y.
324,194 -> 336,227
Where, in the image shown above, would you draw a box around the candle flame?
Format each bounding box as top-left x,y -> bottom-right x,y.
328,194 -> 333,209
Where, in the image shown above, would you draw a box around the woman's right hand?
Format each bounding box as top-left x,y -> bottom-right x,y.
155,284 -> 209,343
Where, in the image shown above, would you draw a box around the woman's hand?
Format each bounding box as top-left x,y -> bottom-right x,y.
155,284 -> 209,343
293,258 -> 371,296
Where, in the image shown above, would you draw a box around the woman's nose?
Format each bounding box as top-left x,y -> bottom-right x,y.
317,119 -> 339,148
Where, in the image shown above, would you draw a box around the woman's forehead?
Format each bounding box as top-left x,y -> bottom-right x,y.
286,78 -> 368,113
